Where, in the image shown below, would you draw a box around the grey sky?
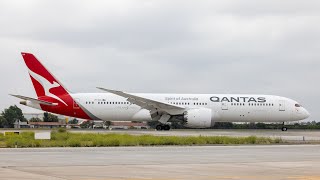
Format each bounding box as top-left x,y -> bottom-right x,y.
0,0 -> 319,121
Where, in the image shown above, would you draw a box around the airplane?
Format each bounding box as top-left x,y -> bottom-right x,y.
11,52 -> 310,131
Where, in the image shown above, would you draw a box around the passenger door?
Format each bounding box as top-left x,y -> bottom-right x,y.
279,100 -> 286,111
221,102 -> 228,110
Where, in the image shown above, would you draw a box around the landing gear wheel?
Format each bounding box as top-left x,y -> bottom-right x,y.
156,125 -> 163,131
163,125 -> 171,131
282,127 -> 288,131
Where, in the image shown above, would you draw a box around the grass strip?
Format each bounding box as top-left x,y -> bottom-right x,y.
0,131 -> 283,148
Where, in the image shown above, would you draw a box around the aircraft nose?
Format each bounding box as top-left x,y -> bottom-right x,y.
303,108 -> 310,119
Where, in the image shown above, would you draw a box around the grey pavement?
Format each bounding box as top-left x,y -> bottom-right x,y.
0,145 -> 320,180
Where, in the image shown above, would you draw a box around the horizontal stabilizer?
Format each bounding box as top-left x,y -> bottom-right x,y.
10,94 -> 58,106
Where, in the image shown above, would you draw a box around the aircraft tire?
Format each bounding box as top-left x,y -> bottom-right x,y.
156,125 -> 163,131
163,125 -> 171,131
281,127 -> 288,131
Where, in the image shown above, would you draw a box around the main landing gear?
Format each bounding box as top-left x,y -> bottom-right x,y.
281,122 -> 288,131
156,124 -> 171,131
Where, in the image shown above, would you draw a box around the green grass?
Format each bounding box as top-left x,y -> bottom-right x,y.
0,130 -> 284,148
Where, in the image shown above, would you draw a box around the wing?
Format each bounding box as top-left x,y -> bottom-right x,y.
10,94 -> 58,106
96,87 -> 186,115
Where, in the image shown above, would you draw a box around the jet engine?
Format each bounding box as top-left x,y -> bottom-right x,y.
183,108 -> 214,128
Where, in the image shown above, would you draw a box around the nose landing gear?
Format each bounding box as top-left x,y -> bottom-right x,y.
281,122 -> 288,131
156,124 -> 171,131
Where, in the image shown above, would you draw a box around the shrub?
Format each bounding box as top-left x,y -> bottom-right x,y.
0,133 -> 5,141
58,128 -> 67,133
67,139 -> 81,147
246,136 -> 257,144
52,132 -> 69,141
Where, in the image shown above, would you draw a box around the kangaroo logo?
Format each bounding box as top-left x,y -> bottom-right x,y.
28,68 -> 68,106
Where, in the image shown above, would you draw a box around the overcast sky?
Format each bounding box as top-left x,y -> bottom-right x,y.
0,0 -> 319,121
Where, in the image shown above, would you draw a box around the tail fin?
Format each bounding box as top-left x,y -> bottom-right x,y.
19,52 -> 96,120
21,52 -> 69,106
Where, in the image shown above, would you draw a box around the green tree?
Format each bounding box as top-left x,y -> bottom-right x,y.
43,112 -> 59,122
0,116 -> 5,128
29,117 -> 42,122
256,123 -> 267,129
1,105 -> 26,128
213,122 -> 233,129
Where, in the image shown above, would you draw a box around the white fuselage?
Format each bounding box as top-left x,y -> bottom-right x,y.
70,93 -> 310,123
17,52 -> 310,129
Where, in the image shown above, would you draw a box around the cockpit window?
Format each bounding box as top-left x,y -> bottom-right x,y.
295,104 -> 302,107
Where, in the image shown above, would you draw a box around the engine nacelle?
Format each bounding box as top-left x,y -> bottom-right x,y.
184,108 -> 214,128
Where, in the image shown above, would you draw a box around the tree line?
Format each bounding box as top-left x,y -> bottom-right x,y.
0,105 -> 59,128
0,105 -> 319,129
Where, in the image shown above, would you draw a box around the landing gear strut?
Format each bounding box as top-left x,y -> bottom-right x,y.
281,122 -> 288,131
156,124 -> 171,131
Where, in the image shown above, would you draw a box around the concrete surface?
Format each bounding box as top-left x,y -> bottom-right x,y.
0,145 -> 320,180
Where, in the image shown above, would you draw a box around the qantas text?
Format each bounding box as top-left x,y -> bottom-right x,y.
210,96 -> 266,103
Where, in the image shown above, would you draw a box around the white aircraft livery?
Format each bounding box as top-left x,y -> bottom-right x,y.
11,52 -> 310,131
